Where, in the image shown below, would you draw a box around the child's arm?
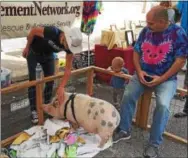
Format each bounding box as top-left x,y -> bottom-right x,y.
121,68 -> 129,83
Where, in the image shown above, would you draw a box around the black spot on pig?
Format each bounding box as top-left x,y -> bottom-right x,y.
100,108 -> 105,114
89,102 -> 96,108
99,102 -> 104,105
95,111 -> 98,116
108,122 -> 113,128
87,109 -> 91,115
112,111 -> 116,117
101,120 -> 106,126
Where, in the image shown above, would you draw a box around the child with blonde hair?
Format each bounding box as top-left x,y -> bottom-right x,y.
108,57 -> 129,110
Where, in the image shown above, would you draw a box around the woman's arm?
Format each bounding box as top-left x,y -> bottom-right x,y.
57,53 -> 73,105
59,53 -> 73,87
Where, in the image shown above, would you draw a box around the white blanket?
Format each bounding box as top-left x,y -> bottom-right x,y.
10,119 -> 112,158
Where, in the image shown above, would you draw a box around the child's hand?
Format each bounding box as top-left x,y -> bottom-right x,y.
107,66 -> 112,71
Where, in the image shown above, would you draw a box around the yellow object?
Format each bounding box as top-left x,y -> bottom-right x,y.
56,127 -> 70,139
100,29 -> 126,50
63,153 -> 67,158
12,132 -> 31,145
77,136 -> 86,144
50,135 -> 61,143
50,127 -> 70,143
59,59 -> 66,68
121,41 -> 127,49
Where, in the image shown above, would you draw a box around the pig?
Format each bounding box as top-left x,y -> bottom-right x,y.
43,92 -> 120,148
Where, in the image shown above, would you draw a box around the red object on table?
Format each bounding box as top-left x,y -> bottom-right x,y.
94,44 -> 135,84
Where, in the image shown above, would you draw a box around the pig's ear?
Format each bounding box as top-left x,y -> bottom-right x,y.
51,96 -> 61,108
42,104 -> 60,118
52,100 -> 60,108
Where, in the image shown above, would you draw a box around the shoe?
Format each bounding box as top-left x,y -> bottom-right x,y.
143,145 -> 159,158
112,129 -> 131,143
31,110 -> 39,124
174,112 -> 188,118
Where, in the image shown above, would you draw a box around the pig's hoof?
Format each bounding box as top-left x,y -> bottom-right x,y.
98,140 -> 106,148
98,143 -> 104,148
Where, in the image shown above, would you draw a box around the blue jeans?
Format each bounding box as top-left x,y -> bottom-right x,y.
27,49 -> 55,111
119,74 -> 177,146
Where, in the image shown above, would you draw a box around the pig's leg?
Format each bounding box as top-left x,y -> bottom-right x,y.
98,130 -> 112,148
97,117 -> 117,148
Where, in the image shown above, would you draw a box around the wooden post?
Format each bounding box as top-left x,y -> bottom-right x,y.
36,82 -> 44,125
135,90 -> 152,130
86,68 -> 94,96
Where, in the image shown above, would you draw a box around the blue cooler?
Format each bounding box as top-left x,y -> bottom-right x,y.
1,67 -> 12,88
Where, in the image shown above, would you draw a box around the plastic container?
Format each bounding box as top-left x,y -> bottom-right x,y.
1,67 -> 12,88
36,63 -> 43,80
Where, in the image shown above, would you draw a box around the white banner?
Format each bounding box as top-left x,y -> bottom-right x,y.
1,1 -> 83,39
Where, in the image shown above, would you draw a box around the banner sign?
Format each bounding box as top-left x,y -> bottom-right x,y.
1,1 -> 82,39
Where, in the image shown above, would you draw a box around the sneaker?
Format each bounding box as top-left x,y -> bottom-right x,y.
31,110 -> 38,124
112,129 -> 131,143
174,111 -> 188,118
143,145 -> 159,158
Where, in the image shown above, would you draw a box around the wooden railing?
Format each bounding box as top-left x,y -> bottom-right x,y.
1,66 -> 187,147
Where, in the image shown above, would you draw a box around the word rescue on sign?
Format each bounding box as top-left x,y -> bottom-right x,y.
1,21 -> 71,32
1,1 -> 82,39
